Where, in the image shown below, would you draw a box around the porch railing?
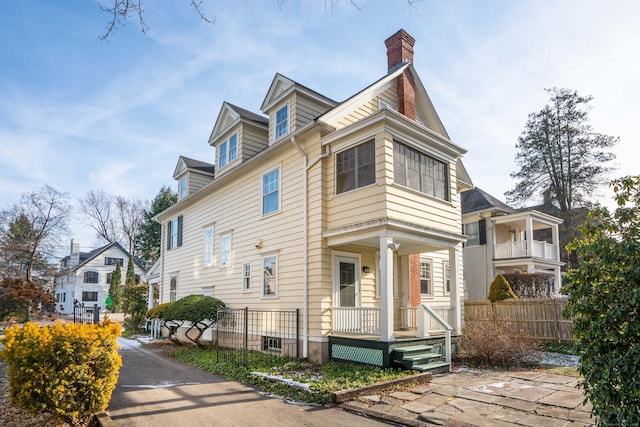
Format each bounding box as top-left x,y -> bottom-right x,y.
401,306 -> 454,334
494,240 -> 558,261
417,304 -> 453,365
332,307 -> 380,335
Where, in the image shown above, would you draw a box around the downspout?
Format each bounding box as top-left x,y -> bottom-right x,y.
291,134 -> 331,359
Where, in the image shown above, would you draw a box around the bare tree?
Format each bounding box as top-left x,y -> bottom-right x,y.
79,190 -> 120,244
0,185 -> 70,283
115,196 -> 147,255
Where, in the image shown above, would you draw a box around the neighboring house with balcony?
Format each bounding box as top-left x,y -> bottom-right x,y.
461,187 -> 564,300
154,29 -> 471,372
53,239 -> 147,314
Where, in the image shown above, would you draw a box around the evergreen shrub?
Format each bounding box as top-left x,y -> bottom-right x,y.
0,320 -> 122,427
488,274 -> 518,302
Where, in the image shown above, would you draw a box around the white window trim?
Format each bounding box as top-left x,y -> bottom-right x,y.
420,257 -> 433,297
261,166 -> 281,217
262,253 -> 278,298
203,225 -> 214,267
169,274 -> 178,302
243,262 -> 252,292
443,260 -> 451,295
274,103 -> 290,141
220,232 -> 232,268
219,133 -> 238,168
179,176 -> 187,199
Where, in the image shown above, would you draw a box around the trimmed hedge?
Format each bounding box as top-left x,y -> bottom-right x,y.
0,320 -> 122,426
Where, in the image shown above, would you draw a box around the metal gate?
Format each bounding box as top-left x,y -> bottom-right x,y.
73,301 -> 101,324
216,307 -> 299,367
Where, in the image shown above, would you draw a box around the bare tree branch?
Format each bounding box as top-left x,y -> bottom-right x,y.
79,190 -> 119,244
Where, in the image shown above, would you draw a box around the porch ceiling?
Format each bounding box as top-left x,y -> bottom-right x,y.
323,217 -> 465,255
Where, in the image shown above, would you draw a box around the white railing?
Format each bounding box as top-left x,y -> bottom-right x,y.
402,306 -> 454,334
332,307 -> 380,335
494,240 -> 558,261
146,318 -> 163,339
416,304 -> 453,367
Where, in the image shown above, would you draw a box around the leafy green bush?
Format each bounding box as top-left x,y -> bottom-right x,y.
563,176 -> 640,425
123,284 -> 148,332
163,295 -> 226,347
0,320 -> 122,426
488,274 -> 517,302
147,302 -> 173,319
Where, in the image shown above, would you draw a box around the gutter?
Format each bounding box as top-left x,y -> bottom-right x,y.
290,135 -> 331,359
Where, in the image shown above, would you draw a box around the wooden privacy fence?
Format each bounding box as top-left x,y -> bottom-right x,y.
464,298 -> 573,342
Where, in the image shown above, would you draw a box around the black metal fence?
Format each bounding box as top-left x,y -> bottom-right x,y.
73,301 -> 101,324
215,307 -> 299,367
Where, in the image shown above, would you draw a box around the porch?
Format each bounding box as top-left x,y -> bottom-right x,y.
494,240 -> 559,261
329,304 -> 455,371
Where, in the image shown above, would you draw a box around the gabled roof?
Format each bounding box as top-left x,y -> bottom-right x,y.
260,73 -> 337,113
319,62 -> 449,139
209,102 -> 268,145
461,187 -> 514,215
64,242 -> 147,274
173,156 -> 215,179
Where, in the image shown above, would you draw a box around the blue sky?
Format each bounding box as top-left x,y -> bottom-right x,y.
1,0 -> 638,253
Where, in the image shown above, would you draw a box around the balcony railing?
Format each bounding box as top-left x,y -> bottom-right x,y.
332,307 -> 380,335
494,240 -> 558,261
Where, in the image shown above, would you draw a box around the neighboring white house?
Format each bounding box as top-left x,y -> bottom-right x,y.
461,187 -> 564,300
53,239 -> 147,313
154,29 -> 471,371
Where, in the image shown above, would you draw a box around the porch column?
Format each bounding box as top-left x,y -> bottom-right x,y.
379,235 -> 395,342
554,266 -> 562,294
147,283 -> 154,310
448,246 -> 462,334
552,224 -> 561,261
525,216 -> 534,256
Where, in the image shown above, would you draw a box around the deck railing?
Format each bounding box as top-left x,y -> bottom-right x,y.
494,240 -> 558,261
416,304 -> 453,366
332,307 -> 380,335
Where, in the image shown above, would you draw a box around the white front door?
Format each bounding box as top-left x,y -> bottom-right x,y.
335,256 -> 360,308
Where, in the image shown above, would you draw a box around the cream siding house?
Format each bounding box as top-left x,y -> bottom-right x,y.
155,30 -> 471,371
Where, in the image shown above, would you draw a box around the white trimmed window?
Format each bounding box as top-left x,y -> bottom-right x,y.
203,226 -> 214,267
275,104 -> 289,139
167,216 -> 183,249
336,140 -> 376,194
420,259 -> 433,296
220,232 -> 231,268
262,167 -> 280,216
243,263 -> 251,291
169,275 -> 177,302
443,261 -> 451,295
393,141 -> 449,201
179,176 -> 187,199
263,255 -> 277,297
219,133 -> 238,168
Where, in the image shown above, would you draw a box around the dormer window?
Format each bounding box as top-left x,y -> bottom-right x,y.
179,176 -> 187,199
218,133 -> 238,168
275,104 -> 289,139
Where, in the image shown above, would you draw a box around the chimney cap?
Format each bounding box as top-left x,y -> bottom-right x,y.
384,29 -> 416,71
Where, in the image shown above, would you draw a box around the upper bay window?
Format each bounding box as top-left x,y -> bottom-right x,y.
393,141 -> 449,201
275,104 -> 289,139
336,140 -> 375,194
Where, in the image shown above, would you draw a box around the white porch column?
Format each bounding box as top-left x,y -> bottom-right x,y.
554,266 -> 562,294
552,224 -> 561,262
148,282 -> 154,310
448,246 -> 462,334
525,216 -> 534,256
379,235 -> 395,342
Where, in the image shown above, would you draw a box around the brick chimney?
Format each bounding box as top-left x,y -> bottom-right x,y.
385,29 -> 416,120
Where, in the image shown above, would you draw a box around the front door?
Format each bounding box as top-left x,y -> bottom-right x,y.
335,256 -> 359,307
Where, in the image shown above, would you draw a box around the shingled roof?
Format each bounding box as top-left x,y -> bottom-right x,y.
461,187 -> 514,215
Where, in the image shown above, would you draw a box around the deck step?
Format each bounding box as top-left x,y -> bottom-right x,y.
394,345 -> 435,355
411,360 -> 450,374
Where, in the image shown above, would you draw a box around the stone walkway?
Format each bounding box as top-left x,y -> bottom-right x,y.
341,369 -> 594,426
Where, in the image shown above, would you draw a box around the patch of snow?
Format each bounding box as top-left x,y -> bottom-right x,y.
250,372 -> 312,391
530,351 -> 579,367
